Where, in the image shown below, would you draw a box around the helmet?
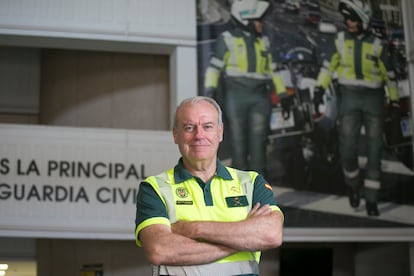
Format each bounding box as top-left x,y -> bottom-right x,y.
338,0 -> 372,31
231,0 -> 270,26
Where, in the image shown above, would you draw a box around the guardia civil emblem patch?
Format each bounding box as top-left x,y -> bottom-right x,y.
176,187 -> 188,198
225,196 -> 248,207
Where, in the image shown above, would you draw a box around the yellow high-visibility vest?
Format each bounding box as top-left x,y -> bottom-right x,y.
317,31 -> 398,101
141,167 -> 262,275
205,29 -> 286,95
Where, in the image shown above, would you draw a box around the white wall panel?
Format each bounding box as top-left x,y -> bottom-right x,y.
0,0 -> 196,46
170,46 -> 198,125
0,124 -> 180,239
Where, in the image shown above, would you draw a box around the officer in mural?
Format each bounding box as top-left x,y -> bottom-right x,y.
135,96 -> 283,275
313,0 -> 399,216
204,0 -> 289,177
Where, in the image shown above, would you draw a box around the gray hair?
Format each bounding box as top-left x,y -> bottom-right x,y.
173,96 -> 223,129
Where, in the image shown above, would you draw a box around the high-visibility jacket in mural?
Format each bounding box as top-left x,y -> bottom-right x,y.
316,31 -> 398,101
204,27 -> 286,96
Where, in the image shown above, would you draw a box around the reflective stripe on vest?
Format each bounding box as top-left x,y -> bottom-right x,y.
372,37 -> 381,83
337,32 -> 345,69
151,168 -> 259,275
204,56 -> 225,89
157,260 -> 259,276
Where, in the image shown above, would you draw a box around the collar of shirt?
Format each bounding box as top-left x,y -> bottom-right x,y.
173,158 -> 233,184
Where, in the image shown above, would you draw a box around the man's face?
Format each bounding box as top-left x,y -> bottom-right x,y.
253,20 -> 264,34
173,101 -> 223,164
343,11 -> 361,33
346,17 -> 360,33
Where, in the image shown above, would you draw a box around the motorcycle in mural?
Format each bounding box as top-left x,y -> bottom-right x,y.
267,27 -> 343,191
384,28 -> 412,169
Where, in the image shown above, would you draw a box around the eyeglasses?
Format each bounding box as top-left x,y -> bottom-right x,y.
343,11 -> 360,22
345,15 -> 359,22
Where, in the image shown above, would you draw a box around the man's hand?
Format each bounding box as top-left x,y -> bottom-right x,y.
389,100 -> 401,120
386,100 -> 402,146
140,224 -> 237,266
248,203 -> 272,218
313,86 -> 325,105
280,95 -> 294,120
390,100 -> 400,111
172,203 -> 274,240
313,86 -> 325,115
170,202 -> 283,252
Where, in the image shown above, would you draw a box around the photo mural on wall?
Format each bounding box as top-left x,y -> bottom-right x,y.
197,0 -> 413,229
